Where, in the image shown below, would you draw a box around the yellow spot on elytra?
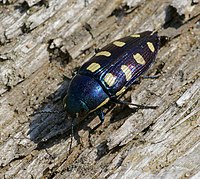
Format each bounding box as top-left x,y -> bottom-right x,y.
104,73 -> 116,87
133,53 -> 146,65
91,98 -> 110,112
86,63 -> 101,72
113,41 -> 125,47
96,51 -> 111,57
147,42 -> 155,52
116,87 -> 126,96
130,34 -> 140,38
121,65 -> 132,81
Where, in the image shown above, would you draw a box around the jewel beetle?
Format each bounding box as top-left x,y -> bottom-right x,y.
64,31 -> 161,123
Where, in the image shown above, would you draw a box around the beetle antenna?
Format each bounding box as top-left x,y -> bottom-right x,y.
68,116 -> 74,155
30,110 -> 65,116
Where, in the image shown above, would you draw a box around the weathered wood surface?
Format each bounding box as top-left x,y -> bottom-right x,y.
0,0 -> 199,178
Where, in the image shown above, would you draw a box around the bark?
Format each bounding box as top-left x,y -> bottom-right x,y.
0,0 -> 199,178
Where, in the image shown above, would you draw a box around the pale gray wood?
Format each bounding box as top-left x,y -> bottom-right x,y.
0,0 -> 199,178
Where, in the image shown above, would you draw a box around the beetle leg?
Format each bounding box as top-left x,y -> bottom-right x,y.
131,75 -> 160,86
90,110 -> 105,132
95,109 -> 105,123
72,66 -> 80,76
131,79 -> 140,85
141,75 -> 160,79
95,48 -> 101,53
111,98 -> 158,109
68,116 -> 74,154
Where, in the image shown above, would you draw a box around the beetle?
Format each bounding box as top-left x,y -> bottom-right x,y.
63,31 -> 161,124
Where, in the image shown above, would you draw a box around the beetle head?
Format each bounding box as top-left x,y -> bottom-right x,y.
63,94 -> 90,119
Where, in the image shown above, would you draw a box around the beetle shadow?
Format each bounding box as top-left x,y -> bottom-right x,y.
28,76 -> 139,151
109,105 -> 138,123
28,76 -> 107,150
93,103 -> 139,161
28,77 -> 71,149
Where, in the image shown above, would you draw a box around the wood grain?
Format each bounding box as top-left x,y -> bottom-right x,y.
0,0 -> 199,178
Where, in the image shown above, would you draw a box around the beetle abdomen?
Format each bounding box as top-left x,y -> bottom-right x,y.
79,31 -> 160,97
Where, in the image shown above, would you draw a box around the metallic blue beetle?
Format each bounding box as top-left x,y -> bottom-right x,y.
64,31 -> 161,122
